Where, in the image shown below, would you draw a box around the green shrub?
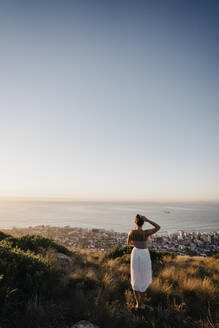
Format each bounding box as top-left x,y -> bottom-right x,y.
106,245 -> 174,263
0,234 -> 71,256
0,234 -> 64,322
0,231 -> 9,241
106,246 -> 132,259
0,245 -> 58,304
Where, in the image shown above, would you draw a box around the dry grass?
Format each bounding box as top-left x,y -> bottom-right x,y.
60,248 -> 219,328
2,246 -> 219,328
150,255 -> 219,302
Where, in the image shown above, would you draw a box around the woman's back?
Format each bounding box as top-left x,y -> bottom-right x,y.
130,229 -> 149,249
129,214 -> 160,308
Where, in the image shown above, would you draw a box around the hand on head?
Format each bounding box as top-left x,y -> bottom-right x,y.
136,214 -> 148,221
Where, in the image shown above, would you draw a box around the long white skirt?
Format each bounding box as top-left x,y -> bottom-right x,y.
130,247 -> 152,292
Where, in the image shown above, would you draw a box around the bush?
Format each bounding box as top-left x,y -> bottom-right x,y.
0,245 -> 58,306
0,231 -> 9,241
0,233 -> 64,323
0,234 -> 71,256
106,245 -> 175,263
106,246 -> 133,259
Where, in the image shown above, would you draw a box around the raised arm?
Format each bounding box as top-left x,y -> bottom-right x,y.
141,215 -> 160,237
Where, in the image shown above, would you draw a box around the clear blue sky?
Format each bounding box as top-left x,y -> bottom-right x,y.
0,0 -> 218,201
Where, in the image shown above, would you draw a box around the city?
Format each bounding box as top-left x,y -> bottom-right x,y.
2,225 -> 219,257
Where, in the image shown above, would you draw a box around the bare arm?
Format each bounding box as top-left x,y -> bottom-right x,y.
141,215 -> 160,237
127,231 -> 134,246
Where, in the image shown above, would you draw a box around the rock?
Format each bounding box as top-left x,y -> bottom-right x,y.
70,320 -> 100,328
56,252 -> 73,271
57,252 -> 73,263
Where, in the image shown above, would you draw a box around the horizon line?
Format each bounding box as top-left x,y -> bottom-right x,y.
0,196 -> 219,203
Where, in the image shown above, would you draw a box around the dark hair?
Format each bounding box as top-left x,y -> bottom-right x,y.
135,214 -> 144,227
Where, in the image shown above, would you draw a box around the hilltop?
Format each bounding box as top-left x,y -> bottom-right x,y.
0,231 -> 218,328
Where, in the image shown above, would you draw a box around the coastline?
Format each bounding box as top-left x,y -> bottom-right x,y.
1,225 -> 218,257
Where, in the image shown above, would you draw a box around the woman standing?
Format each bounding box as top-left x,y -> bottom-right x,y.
127,214 -> 160,309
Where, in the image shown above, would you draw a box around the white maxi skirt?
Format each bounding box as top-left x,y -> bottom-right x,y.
130,247 -> 152,292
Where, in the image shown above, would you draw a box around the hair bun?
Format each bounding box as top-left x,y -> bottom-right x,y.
135,214 -> 144,227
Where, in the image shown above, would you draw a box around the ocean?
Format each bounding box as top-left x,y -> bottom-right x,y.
0,201 -> 218,234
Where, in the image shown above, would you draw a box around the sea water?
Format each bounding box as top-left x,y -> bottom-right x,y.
0,201 -> 218,234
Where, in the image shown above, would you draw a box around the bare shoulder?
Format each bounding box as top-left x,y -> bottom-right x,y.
128,229 -> 137,236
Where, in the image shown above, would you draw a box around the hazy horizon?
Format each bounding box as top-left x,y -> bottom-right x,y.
0,196 -> 219,204
1,0 -> 218,202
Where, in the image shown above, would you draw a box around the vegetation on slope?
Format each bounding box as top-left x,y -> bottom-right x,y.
0,233 -> 71,255
0,232 -> 218,328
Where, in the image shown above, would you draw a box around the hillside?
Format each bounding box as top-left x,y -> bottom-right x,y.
0,231 -> 218,328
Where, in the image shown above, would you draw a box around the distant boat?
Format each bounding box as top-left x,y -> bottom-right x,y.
163,210 -> 171,214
